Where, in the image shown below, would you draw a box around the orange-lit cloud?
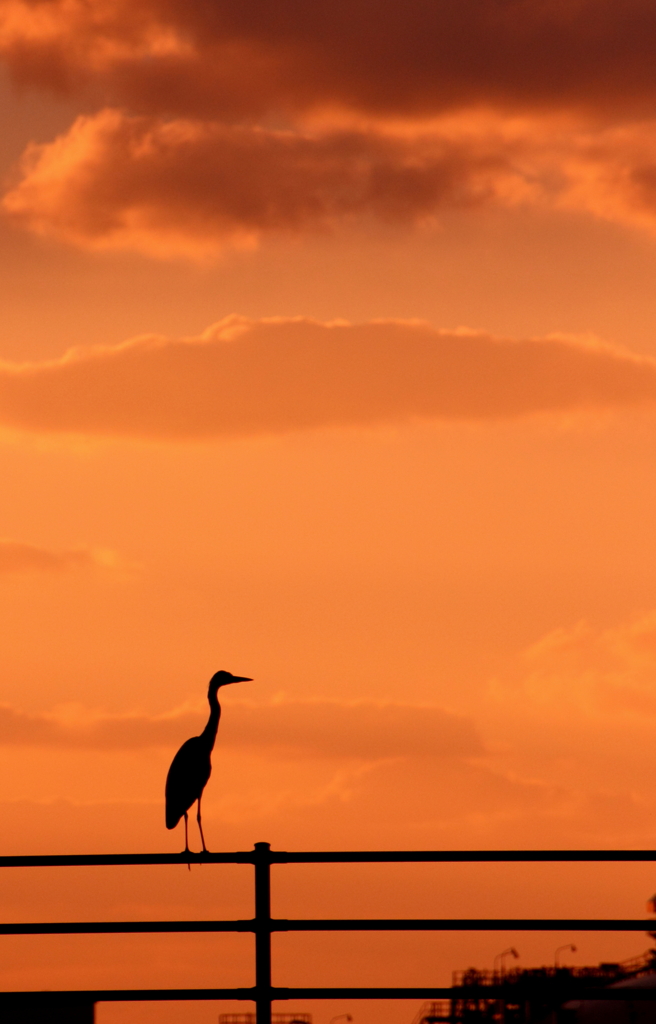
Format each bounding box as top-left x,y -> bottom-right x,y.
0,111 -> 527,257
0,698 -> 482,759
0,317 -> 655,439
0,538 -> 108,573
1,0 -> 655,120
495,610 -> 656,720
8,110 -> 656,256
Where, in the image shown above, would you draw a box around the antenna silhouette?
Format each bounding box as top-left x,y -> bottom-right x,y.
165,670 -> 251,854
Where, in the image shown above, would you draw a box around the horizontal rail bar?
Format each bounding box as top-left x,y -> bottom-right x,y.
0,850 -> 655,868
0,918 -> 651,935
273,919 -> 655,932
0,854 -> 254,868
270,850 -> 656,864
0,989 -> 256,1002
0,921 -> 255,934
1,987 -> 656,1002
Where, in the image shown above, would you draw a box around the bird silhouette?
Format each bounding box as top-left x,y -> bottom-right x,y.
165,670 -> 251,853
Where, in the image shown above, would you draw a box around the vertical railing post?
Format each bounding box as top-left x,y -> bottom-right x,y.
254,842 -> 272,1024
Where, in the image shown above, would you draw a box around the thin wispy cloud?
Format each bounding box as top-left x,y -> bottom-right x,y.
0,539 -> 114,574
494,610 -> 656,720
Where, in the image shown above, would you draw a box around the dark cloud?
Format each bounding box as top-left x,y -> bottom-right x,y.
0,317 -> 654,440
2,0 -> 656,119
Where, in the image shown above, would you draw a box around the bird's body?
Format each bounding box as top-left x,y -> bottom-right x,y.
165,670 -> 251,852
165,735 -> 213,831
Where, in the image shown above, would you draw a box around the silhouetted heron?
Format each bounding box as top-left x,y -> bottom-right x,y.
165,670 -> 251,852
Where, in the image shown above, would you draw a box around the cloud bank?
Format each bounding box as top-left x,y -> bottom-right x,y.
0,698 -> 482,759
0,317 -> 655,440
2,5 -> 656,254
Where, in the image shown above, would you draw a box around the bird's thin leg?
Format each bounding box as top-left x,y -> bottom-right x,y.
197,796 -> 208,853
184,811 -> 191,871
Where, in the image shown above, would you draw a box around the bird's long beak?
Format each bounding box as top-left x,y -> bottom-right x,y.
228,676 -> 252,683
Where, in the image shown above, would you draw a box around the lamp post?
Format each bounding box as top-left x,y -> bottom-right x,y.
493,948 -> 519,978
647,894 -> 656,947
554,944 -> 577,968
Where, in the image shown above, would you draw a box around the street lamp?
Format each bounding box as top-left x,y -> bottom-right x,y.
493,948 -> 519,977
554,943 -> 577,968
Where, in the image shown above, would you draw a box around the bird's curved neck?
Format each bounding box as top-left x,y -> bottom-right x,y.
201,688 -> 221,749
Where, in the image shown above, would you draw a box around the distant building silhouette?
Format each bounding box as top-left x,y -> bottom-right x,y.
414,950 -> 656,1024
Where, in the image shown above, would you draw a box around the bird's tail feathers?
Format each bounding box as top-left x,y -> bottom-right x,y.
166,808 -> 183,830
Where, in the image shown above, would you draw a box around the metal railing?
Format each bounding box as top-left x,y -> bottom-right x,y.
0,843 -> 655,1023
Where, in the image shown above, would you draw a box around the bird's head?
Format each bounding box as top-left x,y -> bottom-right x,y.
209,670 -> 252,694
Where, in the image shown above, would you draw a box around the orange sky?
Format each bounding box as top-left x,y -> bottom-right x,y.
2,3 -> 656,1024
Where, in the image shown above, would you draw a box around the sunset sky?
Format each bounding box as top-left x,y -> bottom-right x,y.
2,1 -> 656,1023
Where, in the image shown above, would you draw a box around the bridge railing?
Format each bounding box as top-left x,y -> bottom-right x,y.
0,844 -> 655,1024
